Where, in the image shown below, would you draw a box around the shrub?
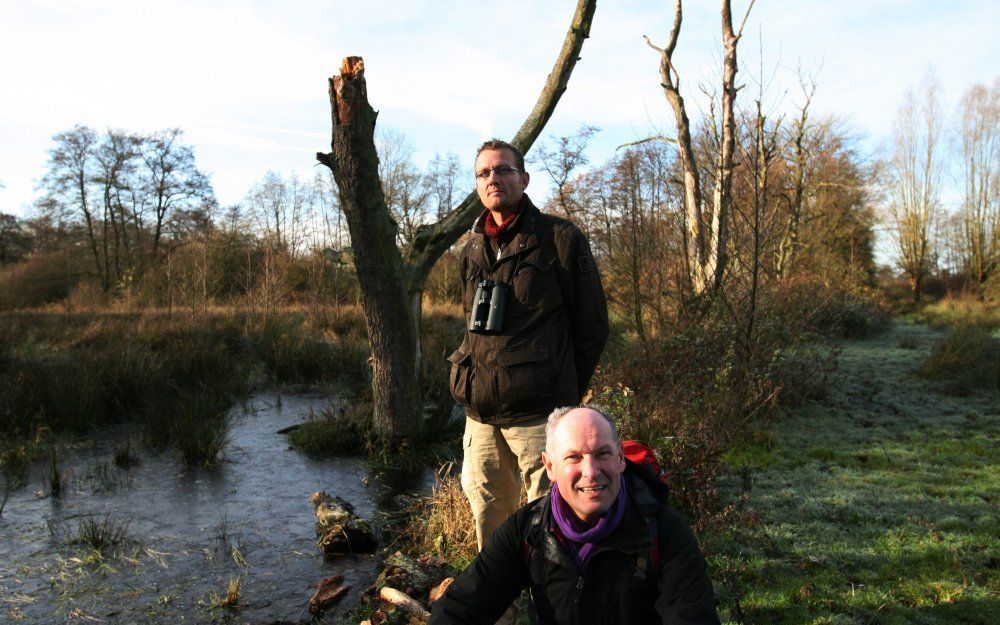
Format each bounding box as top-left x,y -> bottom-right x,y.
770,277 -> 891,339
920,323 -> 1000,394
0,312 -> 250,435
589,282 -> 844,526
593,315 -> 779,524
0,250 -> 77,310
247,314 -> 337,383
917,297 -> 1000,330
420,304 -> 465,425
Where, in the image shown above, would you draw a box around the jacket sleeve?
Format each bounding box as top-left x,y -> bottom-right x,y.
654,511 -> 721,625
429,509 -> 530,625
557,225 -> 610,399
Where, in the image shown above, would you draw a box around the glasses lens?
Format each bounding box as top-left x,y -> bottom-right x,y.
477,166 -> 517,179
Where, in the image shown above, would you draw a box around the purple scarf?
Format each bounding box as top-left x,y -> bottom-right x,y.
549,475 -> 628,571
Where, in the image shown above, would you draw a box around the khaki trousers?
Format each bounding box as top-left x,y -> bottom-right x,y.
460,416 -> 550,550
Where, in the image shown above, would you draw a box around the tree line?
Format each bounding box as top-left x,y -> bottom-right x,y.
1,78 -> 995,319
0,123 -> 470,312
886,74 -> 999,302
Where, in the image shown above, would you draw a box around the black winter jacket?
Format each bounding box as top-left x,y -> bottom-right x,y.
448,196 -> 609,425
430,467 -> 721,625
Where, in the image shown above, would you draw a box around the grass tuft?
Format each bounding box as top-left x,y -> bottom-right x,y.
287,402 -> 375,457
211,575 -> 242,608
395,465 -> 477,569
112,439 -> 140,468
0,441 -> 30,515
71,512 -> 133,551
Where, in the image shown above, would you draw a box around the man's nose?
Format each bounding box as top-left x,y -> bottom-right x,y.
580,455 -> 598,478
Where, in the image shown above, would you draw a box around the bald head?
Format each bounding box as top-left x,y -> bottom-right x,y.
541,405 -> 626,524
545,405 -> 620,454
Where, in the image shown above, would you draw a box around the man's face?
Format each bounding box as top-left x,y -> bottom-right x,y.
475,148 -> 529,217
542,409 -> 625,525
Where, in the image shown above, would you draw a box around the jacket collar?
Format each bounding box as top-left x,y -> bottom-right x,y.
469,195 -> 542,271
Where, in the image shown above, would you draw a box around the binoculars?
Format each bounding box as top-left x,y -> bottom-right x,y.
469,279 -> 507,334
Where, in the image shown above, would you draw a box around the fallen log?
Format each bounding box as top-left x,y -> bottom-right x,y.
380,587 -> 430,618
309,574 -> 350,614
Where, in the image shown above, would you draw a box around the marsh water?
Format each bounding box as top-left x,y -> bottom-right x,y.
0,391 -> 435,624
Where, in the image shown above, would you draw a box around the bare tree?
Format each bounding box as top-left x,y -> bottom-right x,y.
141,128 -> 216,259
244,170 -> 317,257
776,75 -> 817,278
957,78 -> 1000,295
425,152 -> 464,221
377,128 -> 431,246
645,0 -> 756,297
316,0 -> 597,442
93,129 -> 141,286
887,73 -> 944,303
531,124 -> 600,223
39,125 -> 105,290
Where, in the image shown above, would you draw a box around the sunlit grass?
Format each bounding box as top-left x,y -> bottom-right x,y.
916,297 -> 1000,330
710,322 -> 999,624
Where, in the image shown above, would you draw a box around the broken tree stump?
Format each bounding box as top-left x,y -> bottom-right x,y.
311,491 -> 378,555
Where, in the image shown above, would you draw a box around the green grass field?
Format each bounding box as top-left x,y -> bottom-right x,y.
709,321 -> 999,625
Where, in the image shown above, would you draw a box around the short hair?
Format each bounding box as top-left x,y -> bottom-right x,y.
475,138 -> 525,172
545,404 -> 621,454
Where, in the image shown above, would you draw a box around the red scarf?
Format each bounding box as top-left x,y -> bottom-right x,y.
484,206 -> 521,242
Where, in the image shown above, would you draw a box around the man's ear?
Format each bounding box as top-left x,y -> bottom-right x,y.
520,171 -> 530,190
541,451 -> 555,481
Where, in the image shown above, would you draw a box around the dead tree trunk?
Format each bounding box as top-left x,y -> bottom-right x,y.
646,0 -> 754,297
318,0 -> 596,444
317,57 -> 422,441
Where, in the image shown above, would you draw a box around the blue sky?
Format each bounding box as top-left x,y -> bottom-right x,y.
1,0 -> 997,217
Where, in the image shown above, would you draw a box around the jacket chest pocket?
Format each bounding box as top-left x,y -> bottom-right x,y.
511,258 -> 554,310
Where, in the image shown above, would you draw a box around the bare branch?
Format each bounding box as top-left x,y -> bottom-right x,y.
735,0 -> 758,40
666,0 -> 683,57
616,136 -> 679,150
642,34 -> 664,54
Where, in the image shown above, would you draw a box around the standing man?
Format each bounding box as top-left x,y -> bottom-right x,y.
448,139 -> 610,550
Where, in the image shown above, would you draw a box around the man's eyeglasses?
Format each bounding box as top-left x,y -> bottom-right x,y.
475,165 -> 522,180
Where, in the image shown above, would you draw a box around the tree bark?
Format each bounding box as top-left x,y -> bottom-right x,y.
317,57 -> 422,441
317,0 -> 597,443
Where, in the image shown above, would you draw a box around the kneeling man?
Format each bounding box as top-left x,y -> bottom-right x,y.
430,406 -> 720,625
